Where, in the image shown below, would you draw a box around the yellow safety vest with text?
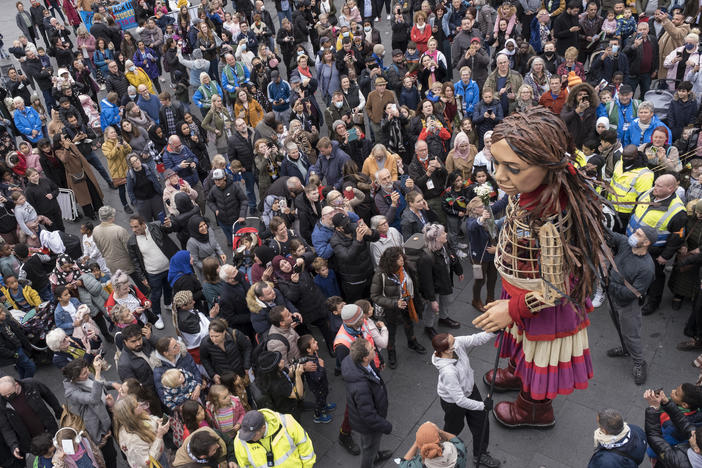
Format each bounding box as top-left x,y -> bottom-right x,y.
626,189 -> 685,247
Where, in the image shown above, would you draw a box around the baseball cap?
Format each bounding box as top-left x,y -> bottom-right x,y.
332,212 -> 350,228
238,411 -> 266,442
470,37 -> 481,44
212,168 -> 225,180
392,49 -> 403,56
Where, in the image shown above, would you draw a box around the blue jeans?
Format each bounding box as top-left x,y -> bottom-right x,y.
85,151 -> 113,184
219,220 -> 233,248
37,283 -> 53,301
277,9 -> 292,26
42,89 -> 56,110
241,171 -> 257,211
146,270 -> 172,317
15,348 -> 36,379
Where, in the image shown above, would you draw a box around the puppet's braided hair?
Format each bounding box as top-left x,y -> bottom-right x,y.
492,106 -> 612,305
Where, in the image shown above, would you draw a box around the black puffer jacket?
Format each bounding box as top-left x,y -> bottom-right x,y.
330,229 -> 380,284
219,273 -> 255,340
199,328 -> 252,378
341,356 -> 391,435
417,246 -> 463,300
206,179 -> 248,225
227,129 -> 256,171
105,71 -> 130,97
645,400 -> 695,468
294,195 -> 321,244
274,255 -> 328,323
170,192 -> 201,249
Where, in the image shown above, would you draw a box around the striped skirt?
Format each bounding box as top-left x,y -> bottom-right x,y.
498,288 -> 594,400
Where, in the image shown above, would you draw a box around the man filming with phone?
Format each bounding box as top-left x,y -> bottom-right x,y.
623,21 -> 658,96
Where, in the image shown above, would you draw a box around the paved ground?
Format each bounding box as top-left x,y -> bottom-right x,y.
0,3 -> 697,467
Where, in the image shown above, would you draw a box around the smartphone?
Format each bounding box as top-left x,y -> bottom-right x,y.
161,415 -> 169,425
655,387 -> 663,395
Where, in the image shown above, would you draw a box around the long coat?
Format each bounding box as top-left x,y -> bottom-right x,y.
56,143 -> 103,206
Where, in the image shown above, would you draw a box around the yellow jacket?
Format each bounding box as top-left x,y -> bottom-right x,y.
361,150 -> 402,181
101,139 -> 132,180
1,284 -> 41,310
234,409 -> 315,468
234,99 -> 265,129
125,67 -> 155,94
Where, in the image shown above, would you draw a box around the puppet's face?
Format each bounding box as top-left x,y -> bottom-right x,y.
491,139 -> 548,196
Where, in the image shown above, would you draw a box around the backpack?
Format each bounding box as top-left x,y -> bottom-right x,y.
250,329 -> 290,373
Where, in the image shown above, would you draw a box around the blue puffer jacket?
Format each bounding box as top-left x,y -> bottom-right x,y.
310,212 -> 360,259
587,424 -> 647,468
99,99 -> 120,131
623,114 -> 671,147
13,107 -> 43,143
454,79 -> 480,116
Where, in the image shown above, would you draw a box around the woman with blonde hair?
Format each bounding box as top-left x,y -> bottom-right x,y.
101,126 -> 133,214
514,84 -> 537,112
556,46 -> 585,81
202,94 -> 234,155
112,394 -> 170,468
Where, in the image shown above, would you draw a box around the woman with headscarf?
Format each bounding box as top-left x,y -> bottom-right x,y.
445,132 -> 478,181
50,254 -> 112,340
271,254 -> 334,354
400,421 -> 468,468
168,250 -> 206,312
497,38 -> 518,69
186,216 -> 226,279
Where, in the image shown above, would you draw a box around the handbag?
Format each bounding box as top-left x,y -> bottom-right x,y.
472,242 -> 488,280
372,274 -> 386,321
70,170 -> 86,183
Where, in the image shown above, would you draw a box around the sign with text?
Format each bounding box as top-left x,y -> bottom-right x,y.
79,1 -> 137,32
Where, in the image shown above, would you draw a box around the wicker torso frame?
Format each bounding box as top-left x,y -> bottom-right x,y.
495,197 -> 572,306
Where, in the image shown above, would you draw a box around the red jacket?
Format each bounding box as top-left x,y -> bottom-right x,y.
538,89 -> 569,116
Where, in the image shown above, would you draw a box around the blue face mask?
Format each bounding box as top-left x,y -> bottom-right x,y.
627,234 -> 639,248
611,45 -> 619,54
686,43 -> 696,51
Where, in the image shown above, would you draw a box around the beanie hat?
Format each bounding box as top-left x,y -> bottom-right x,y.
254,245 -> 275,265
415,422 -> 441,459
567,71 -> 582,88
596,116 -> 610,129
341,304 -> 363,325
332,119 -> 345,131
639,225 -> 658,245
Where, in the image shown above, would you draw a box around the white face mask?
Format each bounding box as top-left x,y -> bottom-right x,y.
129,66 -> 136,72
364,26 -> 371,32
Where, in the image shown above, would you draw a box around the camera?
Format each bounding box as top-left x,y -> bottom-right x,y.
296,356 -> 314,365
293,263 -> 303,274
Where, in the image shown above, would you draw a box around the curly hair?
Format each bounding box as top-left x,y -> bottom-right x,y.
378,246 -> 406,276
491,106 -> 612,304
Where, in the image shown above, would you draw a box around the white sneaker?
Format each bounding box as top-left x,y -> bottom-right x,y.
591,284 -> 605,308
457,242 -> 468,249
456,250 -> 468,259
154,316 -> 165,329
386,13 -> 391,19
159,77 -> 166,82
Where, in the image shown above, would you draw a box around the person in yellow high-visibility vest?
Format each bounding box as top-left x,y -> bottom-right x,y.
626,174 -> 687,316
608,144 -> 654,232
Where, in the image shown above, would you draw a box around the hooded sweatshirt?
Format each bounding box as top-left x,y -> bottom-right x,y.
431,332 -> 494,411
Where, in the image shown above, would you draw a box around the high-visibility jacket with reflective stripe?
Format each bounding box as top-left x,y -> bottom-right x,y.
333,320 -> 381,368
234,409 -> 316,468
608,161 -> 654,214
626,189 -> 685,247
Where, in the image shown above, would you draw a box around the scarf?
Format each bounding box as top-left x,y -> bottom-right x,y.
188,215 -> 210,243
52,254 -> 81,286
417,154 -> 429,170
423,441 -> 457,468
452,132 -> 472,160
168,250 -> 194,287
272,255 -> 293,282
394,267 -> 418,322
297,66 -> 312,79
593,422 -> 631,449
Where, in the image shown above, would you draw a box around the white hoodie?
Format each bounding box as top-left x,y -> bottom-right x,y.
432,332 -> 495,411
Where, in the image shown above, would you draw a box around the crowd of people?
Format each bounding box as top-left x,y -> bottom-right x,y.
0,0 -> 702,466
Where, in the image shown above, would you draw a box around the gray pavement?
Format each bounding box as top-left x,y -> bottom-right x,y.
0,3 -> 696,467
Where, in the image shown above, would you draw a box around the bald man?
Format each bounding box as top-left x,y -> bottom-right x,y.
626,174 -> 687,315
0,375 -> 62,457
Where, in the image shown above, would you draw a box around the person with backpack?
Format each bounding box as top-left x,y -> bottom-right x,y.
254,350 -> 305,421
199,318 -> 253,385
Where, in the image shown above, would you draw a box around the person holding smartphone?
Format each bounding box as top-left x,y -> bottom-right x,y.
112,394 -> 171,467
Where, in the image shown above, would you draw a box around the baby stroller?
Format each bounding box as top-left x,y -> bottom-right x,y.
644,80 -> 675,121
233,217 -> 263,283
12,301 -> 56,366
